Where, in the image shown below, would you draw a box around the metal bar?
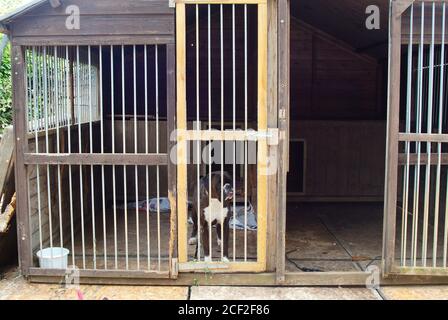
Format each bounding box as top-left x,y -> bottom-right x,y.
76,45 -> 86,269
422,2 -> 436,267
411,2 -> 425,267
54,46 -> 64,253
196,4 -> 201,261
435,3 -> 446,269
156,44 -> 161,271
401,3 -> 414,267
43,46 -> 54,259
122,45 -> 129,270
88,45 -> 97,270
208,4 -> 213,262
111,45 -> 118,270
220,3 -> 225,261
133,45 -> 140,270
232,3 -> 237,262
66,45 -> 75,267
144,45 -> 151,270
99,45 -> 107,270
244,3 -> 248,262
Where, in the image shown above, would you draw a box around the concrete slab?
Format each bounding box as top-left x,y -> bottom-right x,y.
0,268 -> 188,300
381,286 -> 448,300
190,286 -> 380,300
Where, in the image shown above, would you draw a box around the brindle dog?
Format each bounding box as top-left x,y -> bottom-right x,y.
189,172 -> 234,262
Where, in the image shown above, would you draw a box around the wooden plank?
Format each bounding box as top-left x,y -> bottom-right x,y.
399,133 -> 448,143
257,1 -> 268,272
382,1 -> 402,276
0,127 -> 15,194
28,268 -> 171,279
166,43 -> 178,279
12,45 -> 32,276
12,15 -> 174,37
25,0 -> 174,16
23,153 -> 168,166
179,0 -> 266,4
276,0 -> 289,284
176,2 -> 188,264
398,153 -> 448,165
12,35 -> 175,46
266,0 -> 278,272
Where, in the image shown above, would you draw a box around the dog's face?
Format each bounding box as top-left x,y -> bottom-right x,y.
223,183 -> 234,202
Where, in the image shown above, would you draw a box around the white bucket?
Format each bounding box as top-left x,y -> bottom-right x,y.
36,247 -> 70,269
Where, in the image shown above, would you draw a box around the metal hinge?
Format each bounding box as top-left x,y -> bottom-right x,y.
168,0 -> 176,8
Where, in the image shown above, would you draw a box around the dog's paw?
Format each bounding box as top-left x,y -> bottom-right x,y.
221,256 -> 230,263
204,256 -> 212,263
188,237 -> 197,245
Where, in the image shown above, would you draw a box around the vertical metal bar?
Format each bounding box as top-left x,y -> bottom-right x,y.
435,3 -> 446,269
220,4 -> 225,261
66,46 -> 75,267
244,3 -> 248,262
144,45 -> 151,270
54,46 -> 64,253
401,4 -> 414,267
111,45 -> 118,269
88,46 -> 97,270
196,4 -> 201,261
422,3 -> 436,267
122,45 -> 129,270
99,45 -> 107,269
76,46 -> 86,269
411,2 -> 425,267
33,47 -> 43,255
208,4 -> 212,262
155,45 -> 161,271
133,45 -> 140,270
43,46 -> 54,259
232,3 -> 237,262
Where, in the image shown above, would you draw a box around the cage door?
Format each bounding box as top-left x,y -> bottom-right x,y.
384,1 -> 448,277
176,1 -> 271,273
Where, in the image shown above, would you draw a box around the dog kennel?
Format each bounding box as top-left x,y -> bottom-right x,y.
2,0 -> 448,285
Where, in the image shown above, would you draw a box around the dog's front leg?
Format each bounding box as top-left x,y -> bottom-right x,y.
222,214 -> 231,262
201,220 -> 211,262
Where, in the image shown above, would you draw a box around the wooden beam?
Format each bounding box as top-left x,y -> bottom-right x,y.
398,153 -> 448,165
276,0 -> 290,284
12,45 -> 32,276
382,0 -> 402,276
23,153 -> 168,166
399,133 -> 448,143
257,0 -> 268,273
176,1 -> 188,264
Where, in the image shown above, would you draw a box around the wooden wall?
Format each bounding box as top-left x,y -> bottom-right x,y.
289,120 -> 386,201
9,0 -> 174,44
291,18 -> 382,121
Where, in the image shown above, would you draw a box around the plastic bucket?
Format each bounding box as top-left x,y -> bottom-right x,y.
36,247 -> 70,269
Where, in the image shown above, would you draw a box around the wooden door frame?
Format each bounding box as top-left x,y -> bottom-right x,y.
175,0 -> 269,273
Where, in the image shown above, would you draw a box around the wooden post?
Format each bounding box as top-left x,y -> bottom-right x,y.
167,43 -> 178,278
266,0 -> 278,272
276,0 -> 290,284
382,0 -> 403,276
12,44 -> 32,276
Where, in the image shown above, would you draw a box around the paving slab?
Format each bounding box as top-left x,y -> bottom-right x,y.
381,286 -> 448,300
0,268 -> 188,300
190,286 -> 380,300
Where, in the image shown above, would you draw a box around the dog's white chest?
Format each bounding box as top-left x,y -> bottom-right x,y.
204,199 -> 227,224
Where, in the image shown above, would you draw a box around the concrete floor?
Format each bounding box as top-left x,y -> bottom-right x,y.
1,267 -> 448,300
285,202 -> 384,273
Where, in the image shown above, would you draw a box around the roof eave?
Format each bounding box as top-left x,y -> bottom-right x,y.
0,0 -> 48,26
